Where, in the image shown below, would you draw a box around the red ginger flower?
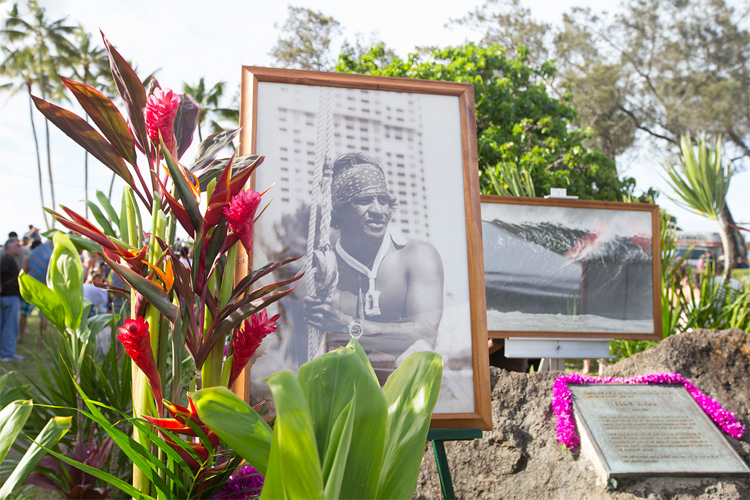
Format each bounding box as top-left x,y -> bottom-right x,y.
229,310 -> 279,388
145,88 -> 180,156
117,317 -> 163,412
223,189 -> 261,255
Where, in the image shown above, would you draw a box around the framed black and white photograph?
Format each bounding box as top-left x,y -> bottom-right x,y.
482,195 -> 662,340
236,67 -> 491,429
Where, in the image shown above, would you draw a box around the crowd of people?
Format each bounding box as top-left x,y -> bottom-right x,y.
1,225 -> 45,361
0,224 -> 145,363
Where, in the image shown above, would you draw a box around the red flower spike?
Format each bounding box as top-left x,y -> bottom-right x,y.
117,317 -> 163,413
224,189 -> 261,256
145,88 -> 180,157
204,155 -> 263,227
228,311 -> 280,388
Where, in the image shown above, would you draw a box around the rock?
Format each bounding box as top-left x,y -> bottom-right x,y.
415,330 -> 750,499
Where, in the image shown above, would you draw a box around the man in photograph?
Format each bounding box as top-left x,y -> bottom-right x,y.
304,153 -> 444,379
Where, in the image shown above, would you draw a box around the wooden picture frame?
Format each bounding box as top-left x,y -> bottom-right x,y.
481,195 -> 662,340
237,67 -> 492,430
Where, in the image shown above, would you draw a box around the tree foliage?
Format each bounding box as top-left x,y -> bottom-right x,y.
337,43 -> 644,201
555,0 -> 750,160
269,5 -> 342,71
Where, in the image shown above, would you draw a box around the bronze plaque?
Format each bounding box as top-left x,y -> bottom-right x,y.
570,384 -> 749,478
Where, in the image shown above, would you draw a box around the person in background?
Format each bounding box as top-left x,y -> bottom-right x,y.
736,256 -> 749,269
24,225 -> 40,243
0,239 -> 25,362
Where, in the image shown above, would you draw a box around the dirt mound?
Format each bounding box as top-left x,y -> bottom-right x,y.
415,330 -> 750,500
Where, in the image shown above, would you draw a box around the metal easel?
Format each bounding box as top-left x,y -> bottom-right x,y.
427,428 -> 483,499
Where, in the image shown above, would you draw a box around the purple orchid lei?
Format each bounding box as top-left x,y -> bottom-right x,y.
213,465 -> 264,499
552,372 -> 745,450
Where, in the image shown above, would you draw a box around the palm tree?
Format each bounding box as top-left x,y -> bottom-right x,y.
3,0 -> 78,216
663,134 -> 736,279
183,77 -> 225,142
0,44 -> 49,228
69,27 -> 115,217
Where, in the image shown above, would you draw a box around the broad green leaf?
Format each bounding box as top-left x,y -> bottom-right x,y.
377,351 -> 443,500
298,344 -> 387,500
321,399 -> 355,500
0,400 -> 32,464
85,313 -> 115,343
31,96 -> 136,189
18,273 -> 65,334
48,232 -> 84,331
96,190 -> 121,227
191,387 -> 273,476
261,370 -> 323,500
62,77 -> 138,166
348,334 -> 379,385
0,415 -> 72,498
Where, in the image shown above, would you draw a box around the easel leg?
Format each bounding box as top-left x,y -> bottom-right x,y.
432,439 -> 455,500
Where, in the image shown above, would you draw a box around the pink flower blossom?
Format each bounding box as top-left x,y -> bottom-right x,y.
551,372 -> 745,450
228,311 -> 279,388
145,88 -> 180,156
118,317 -> 163,410
223,189 -> 261,255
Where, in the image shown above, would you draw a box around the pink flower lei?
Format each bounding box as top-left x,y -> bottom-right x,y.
552,372 -> 745,450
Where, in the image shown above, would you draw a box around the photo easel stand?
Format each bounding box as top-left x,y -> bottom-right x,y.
426,428 -> 483,499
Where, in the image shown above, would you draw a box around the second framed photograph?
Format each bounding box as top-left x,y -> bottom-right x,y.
481,195 -> 662,340
238,67 -> 491,429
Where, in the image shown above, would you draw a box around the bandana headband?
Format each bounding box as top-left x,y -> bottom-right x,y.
331,163 -> 389,210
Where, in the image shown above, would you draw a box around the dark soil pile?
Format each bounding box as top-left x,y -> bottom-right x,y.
415,329 -> 750,500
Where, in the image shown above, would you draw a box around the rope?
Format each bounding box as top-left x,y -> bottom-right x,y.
306,87 -> 335,361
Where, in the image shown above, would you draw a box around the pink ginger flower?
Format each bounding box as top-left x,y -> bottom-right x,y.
145,88 -> 180,156
118,317 -> 163,411
228,310 -> 279,388
223,189 -> 262,255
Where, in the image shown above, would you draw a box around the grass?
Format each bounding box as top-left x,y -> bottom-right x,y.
2,313 -> 59,390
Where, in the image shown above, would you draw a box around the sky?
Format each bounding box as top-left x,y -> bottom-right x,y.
1,0 -> 747,242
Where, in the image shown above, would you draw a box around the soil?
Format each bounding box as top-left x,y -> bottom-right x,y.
415,329 -> 750,500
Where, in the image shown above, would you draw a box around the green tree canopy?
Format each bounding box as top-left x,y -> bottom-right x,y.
337,43 -> 645,201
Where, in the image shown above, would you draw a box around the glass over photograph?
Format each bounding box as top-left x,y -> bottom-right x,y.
482,199 -> 658,335
248,80 -> 476,415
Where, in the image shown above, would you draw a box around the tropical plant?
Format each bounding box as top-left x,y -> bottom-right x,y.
18,231 -> 116,440
194,337 -> 443,500
182,77 -> 225,142
0,398 -> 71,499
30,32 -> 302,496
662,134 -> 735,278
0,44 -> 49,229
1,0 -> 78,220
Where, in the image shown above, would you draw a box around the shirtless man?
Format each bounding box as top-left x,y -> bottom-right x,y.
304,153 -> 444,363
